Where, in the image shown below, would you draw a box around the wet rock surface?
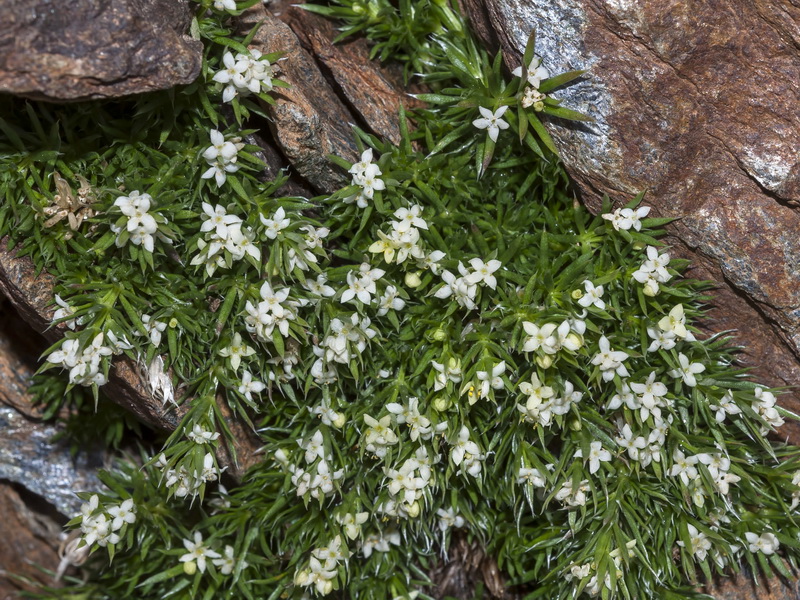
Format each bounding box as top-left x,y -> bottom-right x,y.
463,0 -> 800,428
0,0 -> 202,101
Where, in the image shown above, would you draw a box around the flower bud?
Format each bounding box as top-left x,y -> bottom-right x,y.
569,418 -> 582,431
433,397 -> 451,412
571,289 -> 583,300
319,579 -> 334,595
405,271 -> 422,288
535,355 -> 553,369
431,328 -> 447,342
643,281 -> 659,297
169,317 -> 178,328
407,501 -> 421,518
332,412 -> 347,429
565,333 -> 583,349
633,240 -> 646,250
183,561 -> 197,576
294,569 -> 310,586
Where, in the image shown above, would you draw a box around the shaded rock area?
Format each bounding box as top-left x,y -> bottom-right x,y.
0,0 -> 203,101
462,0 -> 800,439
0,482 -> 64,599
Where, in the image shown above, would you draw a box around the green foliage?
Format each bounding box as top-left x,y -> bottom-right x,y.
4,1 -> 800,600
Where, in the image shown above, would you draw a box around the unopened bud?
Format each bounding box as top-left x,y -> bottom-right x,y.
407,501 -> 421,518
536,355 -> 553,369
183,561 -> 197,576
433,397 -> 450,412
571,289 -> 583,300
405,271 -> 422,288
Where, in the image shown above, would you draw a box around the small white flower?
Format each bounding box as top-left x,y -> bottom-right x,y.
577,280 -> 605,310
179,532 -> 220,574
574,441 -> 612,475
669,353 -> 705,387
472,106 -> 509,143
745,531 -> 780,555
512,56 -> 549,88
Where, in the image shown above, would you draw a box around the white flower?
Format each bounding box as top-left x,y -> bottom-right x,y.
646,327 -> 676,352
218,332 -> 256,371
578,280 -> 605,310
107,499 -> 136,531
522,322 -> 558,354
213,0 -> 237,12
709,391 -> 741,423
630,371 -> 669,421
52,294 -> 77,330
392,205 -> 428,232
745,531 -> 780,555
669,449 -> 699,485
465,258 -> 502,289
669,353 -> 705,387
616,424 -> 647,462
685,524 -> 712,561
187,424 -> 220,444
516,467 -> 547,487
472,106 -> 509,143
591,335 -> 629,382
260,206 -> 290,239
475,361 -> 506,400
602,206 -> 650,231
512,56 -> 549,88
451,426 -> 483,476
436,508 -> 465,531
337,512 -> 369,540
575,441 -> 612,475
238,370 -> 265,402
341,271 -> 375,304
180,532 -> 220,574
201,129 -> 241,186
212,545 -> 245,576
658,304 -> 689,339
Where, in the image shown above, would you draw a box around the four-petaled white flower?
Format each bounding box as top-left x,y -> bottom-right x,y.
602,206 -> 651,231
578,280 -> 605,310
238,370 -> 266,402
180,531 -> 220,574
512,56 -> 549,88
574,441 -> 612,474
745,531 -> 780,555
473,106 -> 509,143
465,258 -> 502,289
218,332 -> 256,371
669,353 -> 705,387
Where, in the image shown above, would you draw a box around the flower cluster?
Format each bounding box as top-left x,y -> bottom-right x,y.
434,258 -> 502,310
287,430 -> 345,499
244,281 -> 301,343
111,191 -> 167,253
344,148 -> 385,208
632,245 -> 672,296
295,536 -> 348,595
179,531 -> 246,576
369,205 -> 440,269
201,130 -> 244,187
156,450 -> 220,500
191,203 -> 260,276
514,56 -> 549,111
46,333 -> 115,386
601,205 -> 651,231
212,49 -> 276,103
77,495 -> 136,549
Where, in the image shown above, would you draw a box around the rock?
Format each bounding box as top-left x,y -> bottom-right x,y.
283,7 -> 423,147
0,0 -> 202,101
0,241 -> 261,476
0,482 -> 64,598
236,5 -> 359,193
462,0 -> 800,431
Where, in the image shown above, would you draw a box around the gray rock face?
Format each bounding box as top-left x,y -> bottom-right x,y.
0,403 -> 103,516
464,0 -> 800,427
0,0 -> 202,101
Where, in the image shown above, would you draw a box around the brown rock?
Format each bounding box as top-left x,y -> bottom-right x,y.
236,4 -> 359,193
0,0 -> 202,101
283,7 -> 423,147
463,0 -> 800,434
0,483 -> 63,599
